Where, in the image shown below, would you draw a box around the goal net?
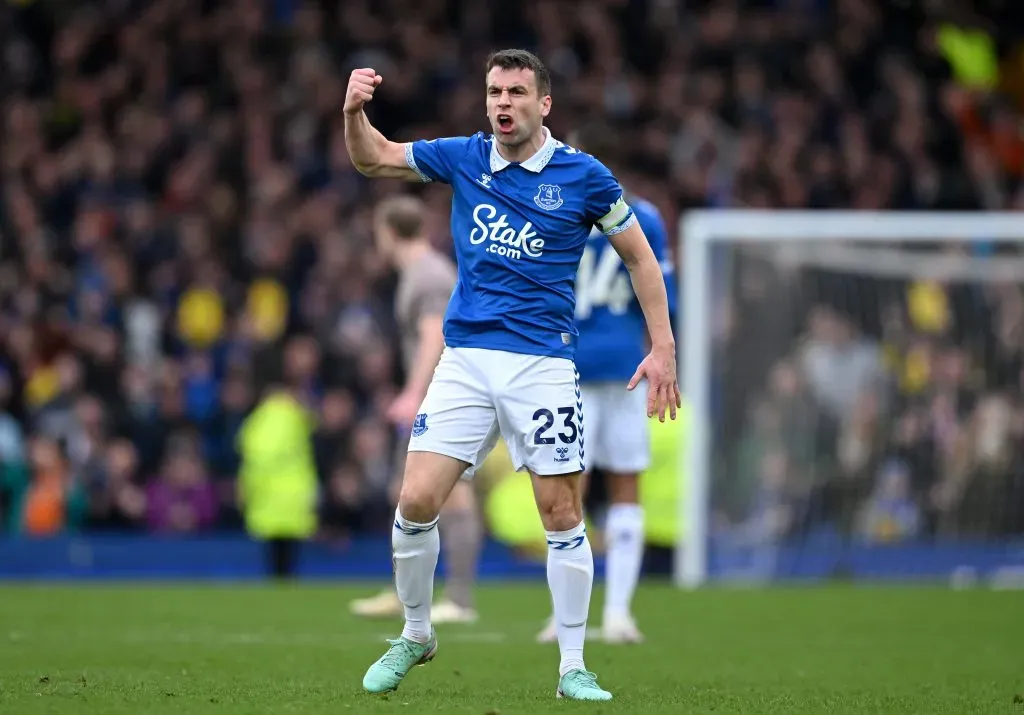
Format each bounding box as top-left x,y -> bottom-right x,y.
677,211 -> 1024,588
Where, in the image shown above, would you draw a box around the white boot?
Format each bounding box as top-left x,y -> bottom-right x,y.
431,598 -> 478,624
349,589 -> 403,618
601,613 -> 644,644
535,615 -> 559,644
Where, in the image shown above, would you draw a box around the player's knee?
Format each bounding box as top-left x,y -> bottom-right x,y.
536,492 -> 583,532
397,452 -> 470,523
397,480 -> 445,524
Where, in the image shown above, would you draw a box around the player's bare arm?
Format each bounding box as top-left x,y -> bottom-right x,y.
388,313 -> 446,426
607,220 -> 681,421
407,314 -> 446,398
343,68 -> 420,181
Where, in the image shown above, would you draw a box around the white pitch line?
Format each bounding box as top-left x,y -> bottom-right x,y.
10,626 -> 619,647
8,628 -> 514,648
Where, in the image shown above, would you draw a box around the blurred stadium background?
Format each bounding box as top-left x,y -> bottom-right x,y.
3,1 -> 1024,713
1,0 -> 1023,583
1,0 -> 1023,585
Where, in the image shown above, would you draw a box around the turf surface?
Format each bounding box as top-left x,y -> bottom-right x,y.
0,582 -> 1021,714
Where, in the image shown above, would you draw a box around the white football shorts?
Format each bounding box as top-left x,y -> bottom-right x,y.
579,382 -> 650,473
408,346 -> 585,477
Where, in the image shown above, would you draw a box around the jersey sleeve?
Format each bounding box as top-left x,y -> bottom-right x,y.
634,202 -> 678,318
405,136 -> 472,184
585,159 -> 636,236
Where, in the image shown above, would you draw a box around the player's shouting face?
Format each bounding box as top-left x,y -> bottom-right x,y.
486,65 -> 551,150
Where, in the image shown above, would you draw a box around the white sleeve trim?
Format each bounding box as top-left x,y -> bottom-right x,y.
404,143 -> 433,183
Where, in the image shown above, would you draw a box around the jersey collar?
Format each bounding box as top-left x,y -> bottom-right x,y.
489,126 -> 558,173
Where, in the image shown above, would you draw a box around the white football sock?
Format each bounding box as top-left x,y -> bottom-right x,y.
546,521 -> 594,677
392,508 -> 440,644
603,503 -> 644,622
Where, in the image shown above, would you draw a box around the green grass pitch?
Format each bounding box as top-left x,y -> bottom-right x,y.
0,581 -> 1021,714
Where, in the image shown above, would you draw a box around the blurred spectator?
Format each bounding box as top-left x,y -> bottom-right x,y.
146,432 -> 218,534
799,307 -> 884,421
0,369 -> 27,528
86,438 -> 147,530
13,436 -> 86,536
236,354 -> 319,578
320,460 -> 374,542
856,460 -> 922,544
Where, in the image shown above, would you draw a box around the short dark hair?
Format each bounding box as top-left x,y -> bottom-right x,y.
572,121 -> 622,168
485,49 -> 551,96
374,195 -> 425,241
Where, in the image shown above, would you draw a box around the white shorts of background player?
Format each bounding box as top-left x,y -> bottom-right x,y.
578,382 -> 650,474
409,347 -> 585,477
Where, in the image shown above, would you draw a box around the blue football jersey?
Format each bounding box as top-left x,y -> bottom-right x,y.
574,195 -> 677,383
405,129 -> 635,359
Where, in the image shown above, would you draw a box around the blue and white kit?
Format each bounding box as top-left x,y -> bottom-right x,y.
573,197 -> 677,473
404,128 -> 635,476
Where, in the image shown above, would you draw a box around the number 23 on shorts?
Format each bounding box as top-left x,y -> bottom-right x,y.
532,406 -> 578,445
529,404 -> 584,473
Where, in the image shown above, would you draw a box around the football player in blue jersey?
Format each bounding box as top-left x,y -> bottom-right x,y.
344,49 -> 679,702
537,121 -> 677,646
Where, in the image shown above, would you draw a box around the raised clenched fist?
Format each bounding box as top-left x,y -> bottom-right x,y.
344,68 -> 383,115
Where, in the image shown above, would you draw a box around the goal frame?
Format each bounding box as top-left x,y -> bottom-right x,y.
675,209 -> 1024,589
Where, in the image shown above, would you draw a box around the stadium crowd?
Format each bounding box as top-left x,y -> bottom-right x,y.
697,2 -> 1024,547
0,0 -> 1022,546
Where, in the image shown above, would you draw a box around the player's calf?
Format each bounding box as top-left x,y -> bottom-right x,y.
537,471 -> 588,644
607,471 -> 639,505
387,451 -> 469,649
532,472 -> 597,679
436,480 -> 481,616
602,471 -> 645,643
533,472 -> 585,532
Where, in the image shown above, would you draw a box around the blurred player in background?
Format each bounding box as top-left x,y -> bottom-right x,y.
349,195 -> 481,625
537,122 -> 677,645
344,49 -> 679,701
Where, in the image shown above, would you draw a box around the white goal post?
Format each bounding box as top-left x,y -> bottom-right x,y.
675,210 -> 1024,589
